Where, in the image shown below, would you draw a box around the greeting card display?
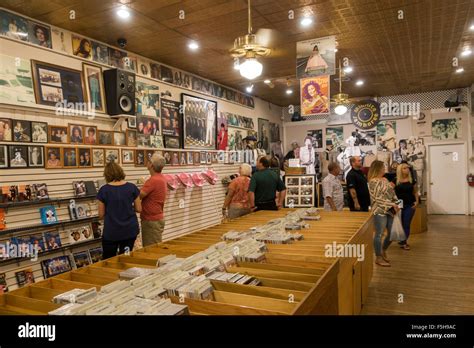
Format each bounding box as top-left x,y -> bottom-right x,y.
39,205 -> 58,224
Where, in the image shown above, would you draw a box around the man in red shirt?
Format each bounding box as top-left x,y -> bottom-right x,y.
139,153 -> 167,246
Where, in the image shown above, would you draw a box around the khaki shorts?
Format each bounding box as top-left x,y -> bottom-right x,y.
141,220 -> 165,247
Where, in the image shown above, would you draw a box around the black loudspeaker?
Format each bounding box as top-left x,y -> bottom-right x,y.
103,69 -> 135,116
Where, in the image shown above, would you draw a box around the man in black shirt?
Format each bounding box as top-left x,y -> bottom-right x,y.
346,156 -> 371,211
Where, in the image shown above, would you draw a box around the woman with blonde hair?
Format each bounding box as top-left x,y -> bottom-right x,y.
395,162 -> 418,250
368,160 -> 400,267
222,163 -> 252,219
97,161 -> 141,259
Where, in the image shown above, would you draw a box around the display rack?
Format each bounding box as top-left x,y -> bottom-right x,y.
0,216 -> 99,236
0,194 -> 96,212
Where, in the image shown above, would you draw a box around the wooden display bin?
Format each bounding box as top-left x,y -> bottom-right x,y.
0,210 -> 373,315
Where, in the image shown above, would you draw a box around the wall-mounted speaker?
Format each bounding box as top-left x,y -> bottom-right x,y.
103,68 -> 136,116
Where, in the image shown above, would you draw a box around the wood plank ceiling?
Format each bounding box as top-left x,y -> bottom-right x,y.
2,0 -> 473,106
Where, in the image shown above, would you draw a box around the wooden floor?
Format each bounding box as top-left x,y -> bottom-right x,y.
361,215 -> 474,315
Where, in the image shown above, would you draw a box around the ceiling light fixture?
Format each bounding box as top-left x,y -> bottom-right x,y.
461,48 -> 472,57
239,56 -> 263,80
286,89 -> 293,95
456,67 -> 464,73
356,80 -> 364,86
116,5 -> 131,19
300,17 -> 313,27
264,79 -> 271,84
188,41 -> 199,50
334,105 -> 348,115
246,84 -> 254,93
343,66 -> 353,73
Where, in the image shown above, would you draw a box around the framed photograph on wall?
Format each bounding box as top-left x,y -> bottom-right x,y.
257,118 -> 271,154
150,135 -> 164,148
137,115 -> 160,135
0,11 -> 29,42
78,148 -> 92,167
63,147 -> 77,168
0,118 -> 12,141
84,126 -> 97,145
68,124 -> 84,144
163,135 -> 180,149
45,146 -> 62,169
98,130 -> 113,146
0,145 -> 8,168
28,21 -> 52,48
71,35 -> 92,60
0,55 -> 36,106
105,149 -> 119,164
92,148 -> 104,167
126,130 -> 137,147
31,121 -> 48,143
122,149 -> 134,164
8,145 -> 28,168
48,126 -> 68,144
182,94 -> 217,150
12,120 -> 31,142
28,145 -> 44,167
83,63 -> 106,113
113,132 -> 126,146
127,116 -> 137,129
186,151 -> 194,165
135,150 -> 145,166
31,60 -> 85,107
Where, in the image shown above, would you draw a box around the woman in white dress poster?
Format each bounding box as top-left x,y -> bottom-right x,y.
305,45 -> 328,73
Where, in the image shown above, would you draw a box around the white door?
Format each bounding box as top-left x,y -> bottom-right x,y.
428,143 -> 467,214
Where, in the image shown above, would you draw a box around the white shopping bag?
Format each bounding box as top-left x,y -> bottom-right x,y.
390,211 -> 406,241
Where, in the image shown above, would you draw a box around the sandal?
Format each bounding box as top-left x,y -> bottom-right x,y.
402,244 -> 411,250
375,256 -> 391,267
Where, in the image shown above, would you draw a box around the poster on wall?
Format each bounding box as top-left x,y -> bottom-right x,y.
307,129 -> 323,150
257,118 -> 271,154
31,60 -> 85,107
71,35 -> 93,60
269,122 -> 281,142
412,110 -> 432,137
51,28 -> 72,55
228,128 -> 245,151
92,41 -> 108,65
356,129 -> 376,146
431,117 -> 462,140
160,99 -> 180,137
296,35 -> 336,79
135,81 -> 160,117
182,94 -> 217,150
325,127 -> 343,149
27,21 -> 51,48
0,54 -> 35,106
376,121 -> 397,151
0,10 -> 29,42
300,76 -> 330,116
217,112 -> 228,150
82,63 -> 106,113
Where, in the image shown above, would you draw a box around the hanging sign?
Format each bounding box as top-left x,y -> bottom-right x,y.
351,100 -> 381,129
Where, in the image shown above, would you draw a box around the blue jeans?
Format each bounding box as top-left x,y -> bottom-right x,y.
373,214 -> 394,257
400,206 -> 416,244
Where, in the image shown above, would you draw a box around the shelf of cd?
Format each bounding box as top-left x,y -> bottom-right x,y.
0,216 -> 100,236
0,194 -> 97,211
0,237 -> 102,266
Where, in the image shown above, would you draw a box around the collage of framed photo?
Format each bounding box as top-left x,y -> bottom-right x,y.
284,175 -> 316,208
0,144 -> 45,168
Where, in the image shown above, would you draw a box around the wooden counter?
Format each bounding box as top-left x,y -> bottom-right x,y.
0,209 -> 374,315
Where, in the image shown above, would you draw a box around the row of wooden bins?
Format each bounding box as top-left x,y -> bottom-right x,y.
0,210 -> 375,315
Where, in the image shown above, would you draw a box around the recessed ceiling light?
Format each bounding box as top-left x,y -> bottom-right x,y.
286,89 -> 293,95
470,24 -> 474,31
356,80 -> 364,86
188,42 -> 199,50
116,5 -> 130,19
264,79 -> 271,84
300,17 -> 313,27
456,67 -> 464,73
246,84 -> 254,93
343,66 -> 353,73
461,48 -> 472,57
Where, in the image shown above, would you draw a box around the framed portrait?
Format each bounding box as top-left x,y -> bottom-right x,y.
28,21 -> 51,48
122,149 -> 135,164
83,126 -> 97,145
135,81 -> 160,117
300,76 -> 330,116
127,115 -> 137,129
137,115 -> 160,135
179,152 -> 187,166
92,41 -> 108,65
150,135 -> 164,148
51,28 -> 72,55
28,145 -> 44,167
78,148 -> 92,167
105,149 -> 119,164
193,151 -> 200,166
0,118 -> 12,141
68,124 -> 84,144
98,130 -> 113,145
150,63 -> 161,80
31,121 -> 48,143
0,10 -> 29,42
0,55 -> 36,106
258,118 -> 271,154
145,150 -> 161,164
108,47 -> 127,69
31,60 -> 85,106
63,147 -> 78,168
200,151 -> 206,164
170,152 -> 180,166
126,130 -> 137,147
8,145 -> 28,168
113,132 -> 126,146
163,135 -> 180,149
163,151 -> 171,165
45,146 -> 62,169
72,35 -> 92,60
92,148 -> 105,167
137,134 -> 150,147
206,152 -> 212,164
83,63 -> 106,113
12,120 -> 31,142
48,126 -> 68,144
0,145 -> 8,168
186,151 -> 194,165
161,99 -> 181,137
137,58 -> 151,77
211,152 -> 218,164
182,94 -> 217,150
135,150 -> 145,166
